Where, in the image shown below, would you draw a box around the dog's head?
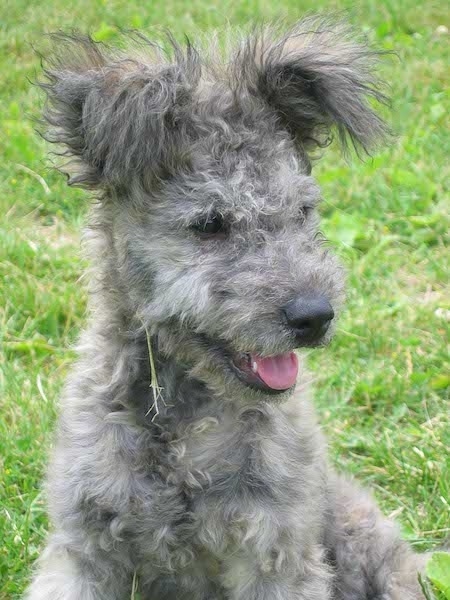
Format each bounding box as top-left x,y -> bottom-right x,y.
41,19 -> 388,400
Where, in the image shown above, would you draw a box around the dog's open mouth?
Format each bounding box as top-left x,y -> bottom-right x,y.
231,351 -> 299,394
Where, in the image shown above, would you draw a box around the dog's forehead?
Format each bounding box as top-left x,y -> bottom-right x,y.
164,135 -> 320,223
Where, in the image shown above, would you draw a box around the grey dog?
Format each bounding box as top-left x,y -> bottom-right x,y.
26,17 -> 428,600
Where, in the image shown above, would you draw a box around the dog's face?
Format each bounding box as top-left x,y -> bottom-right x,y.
121,125 -> 342,397
42,20 -> 387,399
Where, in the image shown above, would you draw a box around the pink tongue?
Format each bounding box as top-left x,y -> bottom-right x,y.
252,352 -> 299,390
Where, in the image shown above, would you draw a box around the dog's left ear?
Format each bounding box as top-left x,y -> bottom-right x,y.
237,18 -> 389,155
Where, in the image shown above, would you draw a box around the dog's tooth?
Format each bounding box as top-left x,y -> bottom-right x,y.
251,359 -> 258,373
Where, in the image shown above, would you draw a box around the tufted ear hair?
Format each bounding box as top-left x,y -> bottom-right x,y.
235,17 -> 390,155
39,32 -> 201,188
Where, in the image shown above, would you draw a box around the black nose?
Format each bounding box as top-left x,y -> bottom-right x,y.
282,295 -> 334,343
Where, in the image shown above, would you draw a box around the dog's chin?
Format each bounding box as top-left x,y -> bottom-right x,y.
158,327 -> 331,398
207,329 -> 334,397
195,335 -> 304,397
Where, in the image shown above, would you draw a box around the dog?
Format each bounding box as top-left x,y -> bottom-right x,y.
26,17 -> 428,599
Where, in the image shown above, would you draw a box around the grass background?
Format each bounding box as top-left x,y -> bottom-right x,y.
0,0 -> 449,597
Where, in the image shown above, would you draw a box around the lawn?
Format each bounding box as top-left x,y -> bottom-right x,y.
0,1 -> 449,598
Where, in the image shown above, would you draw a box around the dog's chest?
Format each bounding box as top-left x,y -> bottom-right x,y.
163,404 -> 322,548
168,407 -> 299,497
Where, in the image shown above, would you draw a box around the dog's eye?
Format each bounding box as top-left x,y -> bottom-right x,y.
191,215 -> 226,237
299,206 -> 314,222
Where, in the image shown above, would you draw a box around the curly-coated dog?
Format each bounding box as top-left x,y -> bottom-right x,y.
26,17 -> 427,600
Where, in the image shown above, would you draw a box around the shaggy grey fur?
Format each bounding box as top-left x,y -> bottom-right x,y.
27,17 -> 427,600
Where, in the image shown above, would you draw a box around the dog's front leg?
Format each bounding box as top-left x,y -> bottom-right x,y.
24,532 -> 133,600
220,545 -> 331,600
325,474 -> 428,600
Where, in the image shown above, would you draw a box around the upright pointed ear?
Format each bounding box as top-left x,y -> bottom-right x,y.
39,33 -> 200,188
236,17 -> 390,155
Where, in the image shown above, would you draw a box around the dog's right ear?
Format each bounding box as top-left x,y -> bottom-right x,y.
39,33 -> 200,188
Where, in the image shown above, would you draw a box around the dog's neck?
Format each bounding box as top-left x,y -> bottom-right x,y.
122,331 -> 215,432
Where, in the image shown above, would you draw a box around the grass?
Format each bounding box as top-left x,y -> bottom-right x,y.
0,1 -> 448,598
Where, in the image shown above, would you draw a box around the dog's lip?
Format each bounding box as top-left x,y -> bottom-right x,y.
229,351 -> 298,394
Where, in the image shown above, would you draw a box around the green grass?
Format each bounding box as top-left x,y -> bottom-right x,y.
0,1 -> 449,598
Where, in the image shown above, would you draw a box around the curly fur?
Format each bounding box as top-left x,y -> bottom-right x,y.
26,17 -> 426,600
